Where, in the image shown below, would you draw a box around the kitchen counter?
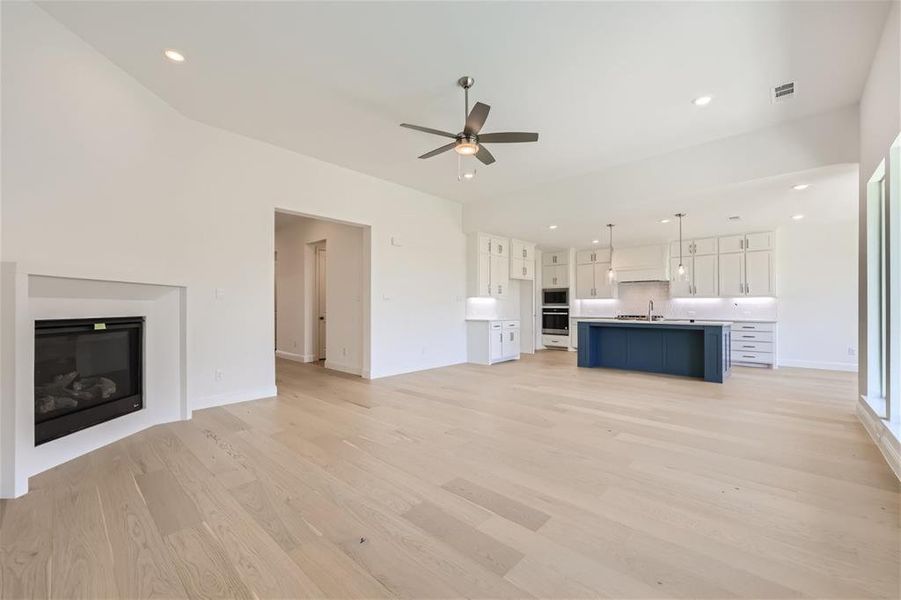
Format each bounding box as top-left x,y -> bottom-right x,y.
577,320 -> 732,383
573,317 -> 733,327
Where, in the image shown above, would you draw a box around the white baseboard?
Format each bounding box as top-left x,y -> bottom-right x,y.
857,398 -> 901,481
192,386 -> 278,411
323,360 -> 362,376
275,350 -> 315,363
777,359 -> 858,372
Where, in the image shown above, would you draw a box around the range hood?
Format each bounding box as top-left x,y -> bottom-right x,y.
612,244 -> 670,283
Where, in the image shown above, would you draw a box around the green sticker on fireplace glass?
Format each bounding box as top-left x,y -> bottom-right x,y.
94,323 -> 107,330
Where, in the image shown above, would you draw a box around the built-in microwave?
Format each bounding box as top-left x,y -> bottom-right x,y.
542,288 -> 569,307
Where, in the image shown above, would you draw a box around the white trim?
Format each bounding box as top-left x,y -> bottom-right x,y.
323,360 -> 362,376
777,359 -> 858,372
192,386 -> 278,411
857,398 -> 901,481
275,350 -> 315,363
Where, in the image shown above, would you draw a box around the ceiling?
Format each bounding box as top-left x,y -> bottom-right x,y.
39,1 -> 889,206
529,163 -> 860,250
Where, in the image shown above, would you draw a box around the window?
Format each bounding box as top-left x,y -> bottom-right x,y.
867,160 -> 888,416
890,134 -> 900,423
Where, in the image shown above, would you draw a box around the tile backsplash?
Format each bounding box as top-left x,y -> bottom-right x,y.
574,281 -> 778,321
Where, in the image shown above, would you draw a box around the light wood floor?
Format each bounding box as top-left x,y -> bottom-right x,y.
2,352 -> 899,599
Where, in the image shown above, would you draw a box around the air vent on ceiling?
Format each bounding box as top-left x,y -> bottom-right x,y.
772,81 -> 795,103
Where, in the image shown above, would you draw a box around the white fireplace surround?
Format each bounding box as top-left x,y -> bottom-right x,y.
0,263 -> 188,498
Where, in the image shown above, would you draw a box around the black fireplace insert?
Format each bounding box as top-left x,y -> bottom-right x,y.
34,317 -> 144,445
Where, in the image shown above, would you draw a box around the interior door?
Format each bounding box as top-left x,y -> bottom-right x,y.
745,250 -> 772,296
317,247 -> 327,359
719,252 -> 744,297
693,254 -> 718,297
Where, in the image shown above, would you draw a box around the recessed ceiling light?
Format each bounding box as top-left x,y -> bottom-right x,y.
592,239 -> 600,244
792,214 -> 805,220
548,225 -> 558,230
164,49 -> 186,63
692,95 -> 713,107
792,183 -> 810,191
660,219 -> 671,224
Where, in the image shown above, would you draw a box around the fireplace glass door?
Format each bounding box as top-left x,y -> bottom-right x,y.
34,317 -> 143,445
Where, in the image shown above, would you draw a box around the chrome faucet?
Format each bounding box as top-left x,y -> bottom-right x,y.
647,299 -> 655,321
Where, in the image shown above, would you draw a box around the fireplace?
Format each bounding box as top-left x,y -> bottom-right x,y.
34,317 -> 144,445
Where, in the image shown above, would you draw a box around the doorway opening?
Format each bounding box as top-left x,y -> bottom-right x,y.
274,210 -> 370,377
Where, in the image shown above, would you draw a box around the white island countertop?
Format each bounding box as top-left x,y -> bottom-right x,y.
573,317 -> 733,327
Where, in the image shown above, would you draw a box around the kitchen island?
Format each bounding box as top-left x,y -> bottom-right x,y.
577,319 -> 732,383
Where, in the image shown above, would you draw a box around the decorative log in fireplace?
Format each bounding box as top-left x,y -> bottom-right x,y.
34,317 -> 143,445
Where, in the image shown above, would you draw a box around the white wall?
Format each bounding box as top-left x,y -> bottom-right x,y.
275,215 -> 365,375
858,1 -> 901,396
777,220 -> 858,371
1,1 -> 467,413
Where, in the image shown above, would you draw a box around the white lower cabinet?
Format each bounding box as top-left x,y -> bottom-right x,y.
730,321 -> 777,368
542,334 -> 570,348
468,320 -> 520,365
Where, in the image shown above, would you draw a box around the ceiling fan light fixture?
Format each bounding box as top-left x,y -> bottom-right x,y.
454,141 -> 479,156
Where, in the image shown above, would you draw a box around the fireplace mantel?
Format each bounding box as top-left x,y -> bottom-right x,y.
0,263 -> 188,498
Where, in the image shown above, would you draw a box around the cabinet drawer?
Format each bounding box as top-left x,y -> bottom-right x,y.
733,331 -> 773,342
542,334 -> 569,347
733,322 -> 775,332
731,351 -> 773,364
503,321 -> 520,329
732,341 -> 772,352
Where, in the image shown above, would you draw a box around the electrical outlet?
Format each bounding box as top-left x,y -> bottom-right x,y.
215,288 -> 225,299
687,310 -> 696,316
215,369 -> 224,381
848,346 -> 857,357
342,347 -> 347,357
293,341 -> 298,349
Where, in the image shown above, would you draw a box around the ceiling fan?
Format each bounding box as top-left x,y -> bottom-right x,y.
400,76 -> 539,166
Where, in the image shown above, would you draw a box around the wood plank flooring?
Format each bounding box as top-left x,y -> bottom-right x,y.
1,351 -> 899,599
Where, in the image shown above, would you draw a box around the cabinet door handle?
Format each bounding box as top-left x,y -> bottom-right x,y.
553,256 -> 557,263
498,284 -> 503,294
509,332 -> 514,341
522,249 -> 527,258
742,355 -> 755,359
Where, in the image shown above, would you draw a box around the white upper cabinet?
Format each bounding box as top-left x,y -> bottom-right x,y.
542,264 -> 568,288
510,239 -> 536,281
576,247 -> 610,264
669,257 -> 693,297
744,250 -> 773,296
575,261 -> 616,299
692,237 -> 718,255
718,234 -> 746,254
468,232 -> 511,298
490,236 -> 509,257
719,252 -> 745,297
715,231 -> 774,297
693,254 -> 718,296
511,239 -> 535,261
542,251 -> 568,266
745,232 -> 773,251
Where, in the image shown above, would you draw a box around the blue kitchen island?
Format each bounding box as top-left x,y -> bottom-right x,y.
577,319 -> 732,383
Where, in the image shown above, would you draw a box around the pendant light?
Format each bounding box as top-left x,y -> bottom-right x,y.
675,213 -> 688,281
457,154 -> 476,182
606,224 -> 616,282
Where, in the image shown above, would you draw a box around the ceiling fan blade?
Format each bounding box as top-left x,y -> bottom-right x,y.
418,142 -> 457,159
477,132 -> 539,143
400,123 -> 457,139
464,102 -> 491,135
475,145 -> 496,165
